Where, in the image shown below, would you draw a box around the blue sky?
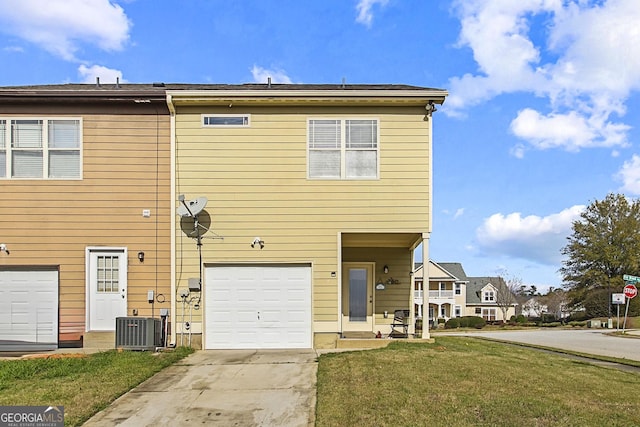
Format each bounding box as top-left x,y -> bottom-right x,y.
1,0 -> 639,292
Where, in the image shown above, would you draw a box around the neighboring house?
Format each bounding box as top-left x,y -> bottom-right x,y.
413,261 -> 467,325
465,276 -> 517,321
0,83 -> 172,351
168,83 -> 447,349
414,261 -> 518,324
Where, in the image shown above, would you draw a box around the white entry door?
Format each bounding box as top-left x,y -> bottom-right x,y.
87,249 -> 127,331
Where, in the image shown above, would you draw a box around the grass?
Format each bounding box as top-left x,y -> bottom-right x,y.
0,347 -> 194,426
316,337 -> 640,427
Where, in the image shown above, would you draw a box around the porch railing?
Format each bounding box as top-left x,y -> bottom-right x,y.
428,290 -> 454,299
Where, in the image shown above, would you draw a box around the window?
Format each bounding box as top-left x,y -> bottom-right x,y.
454,305 -> 461,317
1,118 -> 81,179
440,306 -> 446,317
455,283 -> 461,295
202,114 -> 250,127
475,307 -> 481,314
483,290 -> 495,302
308,118 -> 378,179
96,255 -> 120,293
482,308 -> 496,321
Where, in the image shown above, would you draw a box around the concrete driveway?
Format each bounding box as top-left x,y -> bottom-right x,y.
444,329 -> 640,362
82,349 -> 318,427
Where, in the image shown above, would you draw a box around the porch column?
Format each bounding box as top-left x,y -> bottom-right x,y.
421,233 -> 430,339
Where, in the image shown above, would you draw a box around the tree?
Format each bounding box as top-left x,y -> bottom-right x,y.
560,193 -> 640,314
494,271 -> 521,321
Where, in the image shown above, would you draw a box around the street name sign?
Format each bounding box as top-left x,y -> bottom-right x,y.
623,274 -> 640,283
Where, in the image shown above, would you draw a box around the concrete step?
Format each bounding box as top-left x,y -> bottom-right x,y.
83,331 -> 115,349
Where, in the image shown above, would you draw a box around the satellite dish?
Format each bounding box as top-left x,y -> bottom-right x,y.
177,197 -> 208,217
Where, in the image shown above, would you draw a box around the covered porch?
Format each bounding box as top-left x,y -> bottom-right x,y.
339,232 -> 430,340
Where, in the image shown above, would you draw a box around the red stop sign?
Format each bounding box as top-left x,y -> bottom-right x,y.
624,284 -> 638,299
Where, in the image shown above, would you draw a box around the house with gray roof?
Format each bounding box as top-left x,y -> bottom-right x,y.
414,261 -> 517,325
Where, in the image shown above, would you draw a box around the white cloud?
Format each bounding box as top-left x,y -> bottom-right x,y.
250,65 -> 293,84
355,0 -> 389,27
616,154 -> 640,195
78,64 -> 124,84
510,108 -> 630,152
475,205 -> 585,265
453,208 -> 465,219
0,0 -> 131,61
448,0 -> 640,154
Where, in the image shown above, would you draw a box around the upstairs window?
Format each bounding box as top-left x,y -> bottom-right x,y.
308,118 -> 378,179
455,283 -> 461,295
1,118 -> 81,179
202,114 -> 250,127
483,290 -> 495,302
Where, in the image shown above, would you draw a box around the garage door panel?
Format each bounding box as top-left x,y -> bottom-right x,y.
0,269 -> 59,351
205,265 -> 311,349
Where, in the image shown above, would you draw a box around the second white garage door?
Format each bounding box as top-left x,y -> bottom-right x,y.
204,264 -> 311,349
0,269 -> 59,351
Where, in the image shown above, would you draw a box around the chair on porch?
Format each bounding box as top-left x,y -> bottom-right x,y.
389,309 -> 410,338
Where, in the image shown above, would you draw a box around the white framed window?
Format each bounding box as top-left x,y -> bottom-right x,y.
483,290 -> 495,302
482,308 -> 496,321
202,114 -> 250,127
455,283 -> 461,295
440,306 -> 446,317
1,118 -> 81,179
308,118 -> 379,179
454,305 -> 461,317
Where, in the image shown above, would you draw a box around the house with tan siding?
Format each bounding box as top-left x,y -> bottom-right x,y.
167,83 -> 447,349
0,83 -> 172,351
414,261 -> 518,326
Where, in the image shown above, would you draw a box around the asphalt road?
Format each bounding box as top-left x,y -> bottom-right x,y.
439,328 -> 640,362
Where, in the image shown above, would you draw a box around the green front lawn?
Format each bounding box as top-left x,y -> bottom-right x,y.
316,337 -> 640,427
0,347 -> 193,426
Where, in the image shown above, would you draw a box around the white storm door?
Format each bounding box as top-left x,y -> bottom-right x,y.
342,263 -> 374,332
88,250 -> 127,331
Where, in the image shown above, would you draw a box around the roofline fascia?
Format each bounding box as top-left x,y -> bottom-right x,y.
166,89 -> 448,103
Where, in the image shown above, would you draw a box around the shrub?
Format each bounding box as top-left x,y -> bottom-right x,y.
515,314 -> 527,324
541,322 -> 562,327
445,318 -> 460,329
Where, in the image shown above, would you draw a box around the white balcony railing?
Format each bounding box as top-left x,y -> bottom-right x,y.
428,290 -> 454,299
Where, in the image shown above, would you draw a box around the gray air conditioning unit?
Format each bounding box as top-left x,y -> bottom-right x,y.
115,317 -> 162,351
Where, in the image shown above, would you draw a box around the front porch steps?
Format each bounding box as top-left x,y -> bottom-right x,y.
83,331 -> 115,349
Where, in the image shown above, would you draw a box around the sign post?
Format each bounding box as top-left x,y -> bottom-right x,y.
612,293 -> 625,331
622,283 -> 638,334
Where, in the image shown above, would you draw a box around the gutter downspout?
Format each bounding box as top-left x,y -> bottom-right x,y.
166,94 -> 177,347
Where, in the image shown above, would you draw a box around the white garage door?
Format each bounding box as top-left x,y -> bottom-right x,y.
0,269 -> 59,351
204,265 -> 311,349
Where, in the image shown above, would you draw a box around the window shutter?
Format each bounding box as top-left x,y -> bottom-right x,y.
0,121 -> 5,178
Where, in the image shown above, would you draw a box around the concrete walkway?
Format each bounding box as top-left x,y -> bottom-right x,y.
82,349 -> 318,427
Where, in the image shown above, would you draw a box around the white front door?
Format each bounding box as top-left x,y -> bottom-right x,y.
342,263 -> 374,332
87,249 -> 127,331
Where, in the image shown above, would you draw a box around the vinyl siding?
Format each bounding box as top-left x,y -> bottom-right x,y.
0,112 -> 171,342
175,105 -> 430,326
